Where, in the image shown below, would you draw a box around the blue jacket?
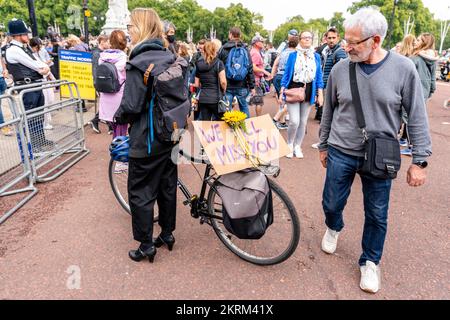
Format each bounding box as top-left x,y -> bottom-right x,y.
281,51 -> 324,105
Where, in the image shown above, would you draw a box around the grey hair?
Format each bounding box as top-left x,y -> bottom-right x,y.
344,7 -> 388,42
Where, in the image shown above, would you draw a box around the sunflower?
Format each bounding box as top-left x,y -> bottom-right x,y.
222,110 -> 248,132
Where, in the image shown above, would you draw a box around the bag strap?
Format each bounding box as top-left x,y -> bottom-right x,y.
143,63 -> 155,86
349,62 -> 368,141
215,59 -> 224,100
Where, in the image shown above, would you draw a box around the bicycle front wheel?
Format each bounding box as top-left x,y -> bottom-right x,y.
208,178 -> 300,265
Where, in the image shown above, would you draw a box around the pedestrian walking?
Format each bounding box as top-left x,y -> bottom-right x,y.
194,40 -> 227,120
318,7 -> 432,293
218,27 -> 256,118
98,30 -> 128,139
249,35 -> 272,117
271,30 -> 299,130
280,30 -> 324,159
89,34 -> 110,134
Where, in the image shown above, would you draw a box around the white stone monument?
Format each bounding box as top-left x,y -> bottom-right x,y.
102,0 -> 130,35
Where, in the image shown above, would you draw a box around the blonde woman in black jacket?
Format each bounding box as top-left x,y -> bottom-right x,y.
115,8 -> 178,263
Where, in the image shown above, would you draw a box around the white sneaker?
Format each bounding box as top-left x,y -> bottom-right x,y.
294,145 -> 304,159
360,261 -> 381,293
286,143 -> 294,158
321,228 -> 340,254
311,142 -> 320,149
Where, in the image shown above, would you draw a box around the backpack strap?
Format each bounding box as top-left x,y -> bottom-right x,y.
147,92 -> 156,155
143,63 -> 155,86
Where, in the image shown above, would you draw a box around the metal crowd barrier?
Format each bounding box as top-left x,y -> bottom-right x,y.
6,80 -> 90,182
0,80 -> 90,224
0,94 -> 38,224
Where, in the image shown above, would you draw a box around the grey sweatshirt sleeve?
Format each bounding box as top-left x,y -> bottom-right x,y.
402,70 -> 432,162
318,70 -> 336,151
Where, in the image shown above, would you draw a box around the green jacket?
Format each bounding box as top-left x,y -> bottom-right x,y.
410,51 -> 438,100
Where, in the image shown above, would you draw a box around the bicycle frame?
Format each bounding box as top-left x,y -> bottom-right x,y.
177,164 -> 223,223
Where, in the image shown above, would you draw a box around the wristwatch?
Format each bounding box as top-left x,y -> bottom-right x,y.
413,161 -> 428,169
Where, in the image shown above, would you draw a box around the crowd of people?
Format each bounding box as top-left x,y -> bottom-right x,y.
0,5 -> 437,295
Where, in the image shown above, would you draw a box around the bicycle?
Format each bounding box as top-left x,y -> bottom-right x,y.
109,143 -> 300,266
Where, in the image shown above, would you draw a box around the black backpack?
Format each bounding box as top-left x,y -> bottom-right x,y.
94,61 -> 124,93
214,169 -> 274,240
145,56 -> 191,153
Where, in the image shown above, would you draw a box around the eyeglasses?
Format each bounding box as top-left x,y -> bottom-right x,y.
300,36 -> 313,40
344,35 -> 375,47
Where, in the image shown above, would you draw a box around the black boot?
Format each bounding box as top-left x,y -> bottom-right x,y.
154,233 -> 175,251
129,244 -> 157,263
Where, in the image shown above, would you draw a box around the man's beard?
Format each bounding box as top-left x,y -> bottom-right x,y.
348,51 -> 371,63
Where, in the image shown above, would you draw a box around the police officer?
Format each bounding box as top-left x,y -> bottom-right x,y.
5,19 -> 53,150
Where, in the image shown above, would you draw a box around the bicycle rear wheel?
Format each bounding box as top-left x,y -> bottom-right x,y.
208,178 -> 300,265
108,158 -> 159,222
109,158 -> 131,215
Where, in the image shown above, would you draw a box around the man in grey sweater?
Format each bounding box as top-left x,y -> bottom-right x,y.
318,7 -> 432,294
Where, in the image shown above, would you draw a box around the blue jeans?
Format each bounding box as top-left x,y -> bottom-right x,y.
322,146 -> 392,266
0,77 -> 7,124
225,88 -> 250,118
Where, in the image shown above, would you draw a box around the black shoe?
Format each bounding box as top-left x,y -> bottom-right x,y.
154,233 -> 175,251
88,120 -> 101,134
128,245 -> 157,263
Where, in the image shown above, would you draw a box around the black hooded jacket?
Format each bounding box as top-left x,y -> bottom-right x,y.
218,40 -> 255,90
115,39 -> 175,158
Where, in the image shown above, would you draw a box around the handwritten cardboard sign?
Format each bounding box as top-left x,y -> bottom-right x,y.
192,114 -> 290,175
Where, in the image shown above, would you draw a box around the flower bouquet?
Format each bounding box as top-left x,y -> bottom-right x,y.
222,110 -> 263,169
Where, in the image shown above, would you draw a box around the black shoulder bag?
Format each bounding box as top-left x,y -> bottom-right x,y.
349,62 -> 401,180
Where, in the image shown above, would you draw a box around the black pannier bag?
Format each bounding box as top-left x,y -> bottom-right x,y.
214,169 -> 274,240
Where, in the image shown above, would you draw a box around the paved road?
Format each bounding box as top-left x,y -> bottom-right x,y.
0,83 -> 449,300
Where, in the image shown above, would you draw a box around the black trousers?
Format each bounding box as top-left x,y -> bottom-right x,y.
128,149 -> 178,244
199,102 -> 221,121
22,90 -> 45,146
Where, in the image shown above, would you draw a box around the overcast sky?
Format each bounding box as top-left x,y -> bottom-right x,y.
196,0 -> 450,30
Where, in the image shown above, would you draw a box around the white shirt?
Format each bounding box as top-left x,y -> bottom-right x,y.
5,40 -> 48,72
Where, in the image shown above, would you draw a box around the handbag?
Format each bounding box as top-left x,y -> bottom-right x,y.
349,62 -> 401,180
284,86 -> 305,103
216,60 -> 230,113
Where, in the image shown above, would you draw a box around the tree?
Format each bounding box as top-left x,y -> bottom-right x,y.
0,0 -> 108,38
329,12 -> 345,35
0,0 -> 267,43
348,0 -> 437,47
